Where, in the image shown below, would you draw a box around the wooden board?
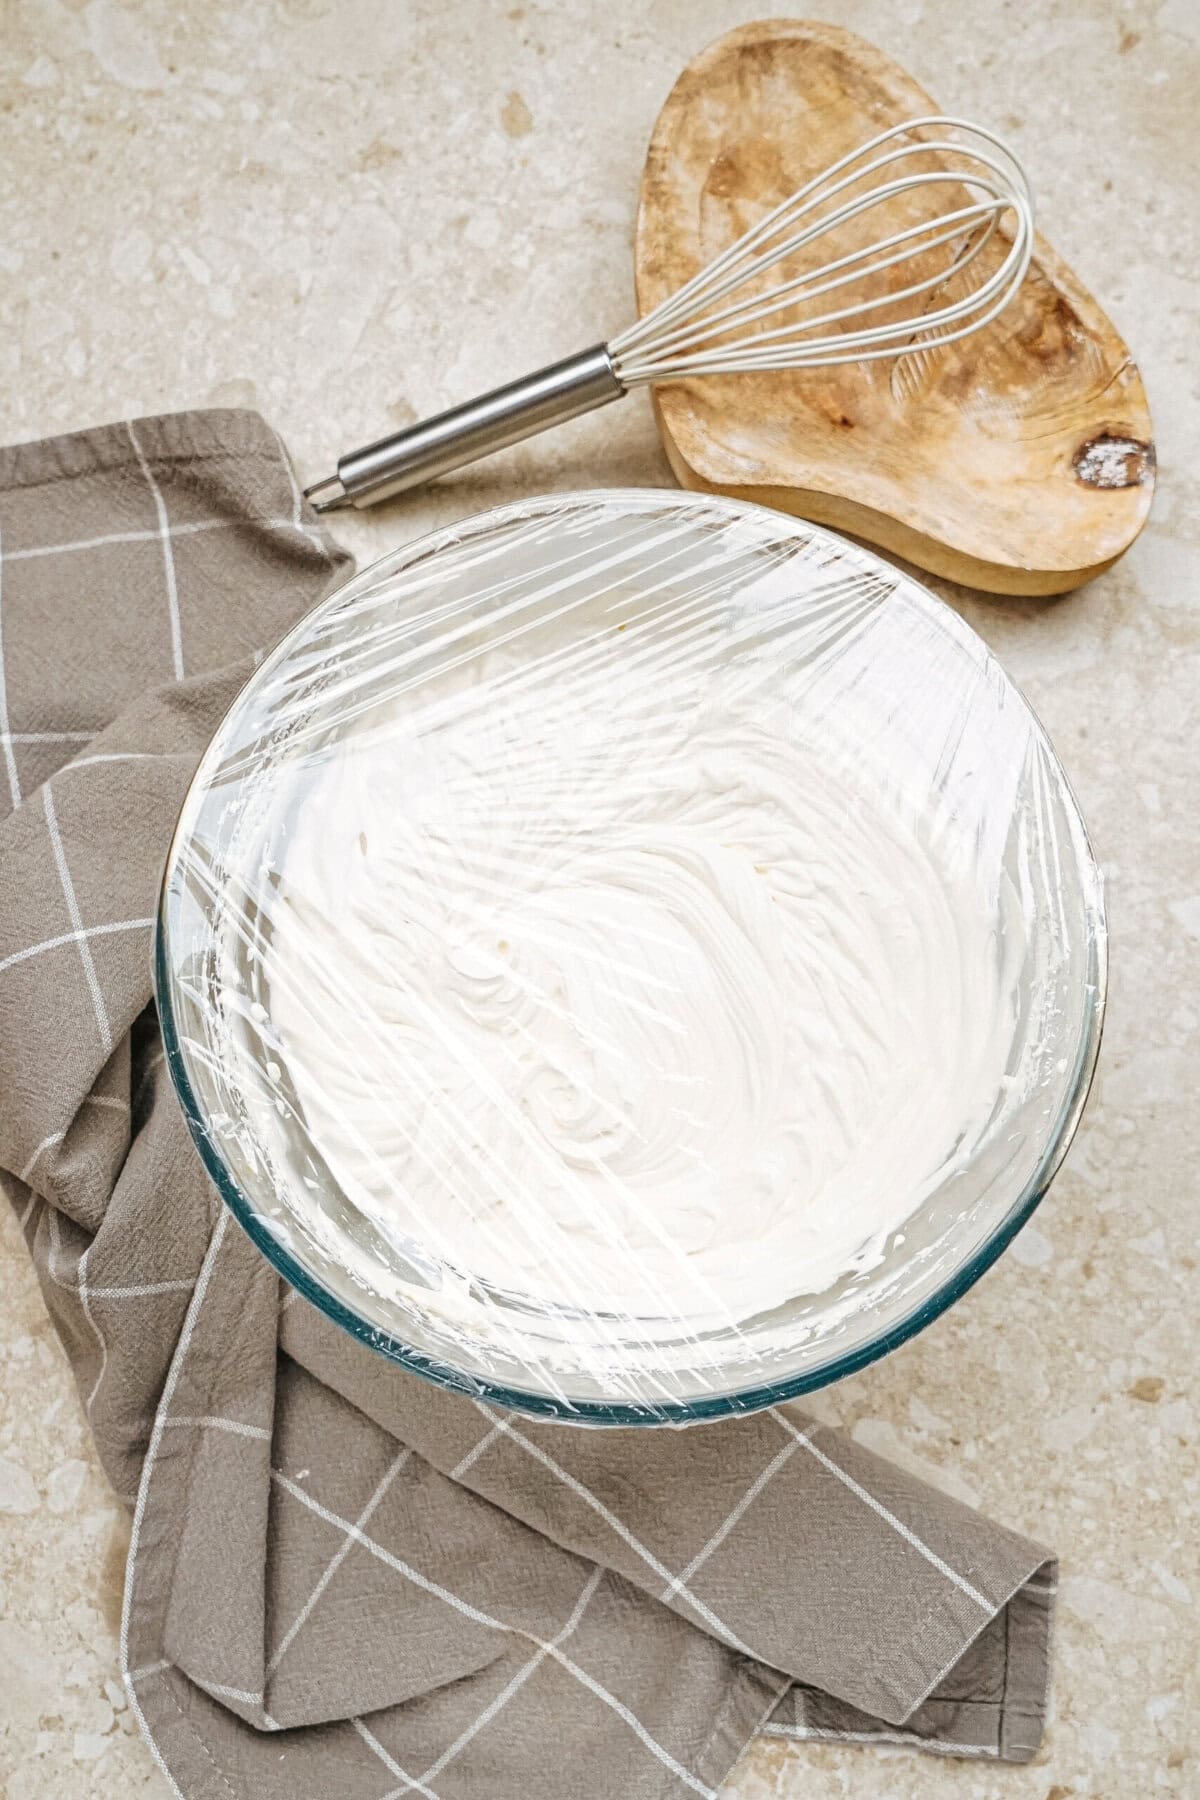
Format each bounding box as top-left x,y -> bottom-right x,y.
634,20 -> 1154,595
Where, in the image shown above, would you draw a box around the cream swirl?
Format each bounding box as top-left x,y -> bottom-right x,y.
265,622 -> 1012,1331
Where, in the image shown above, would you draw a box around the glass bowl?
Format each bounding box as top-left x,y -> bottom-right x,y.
156,490 -> 1106,1425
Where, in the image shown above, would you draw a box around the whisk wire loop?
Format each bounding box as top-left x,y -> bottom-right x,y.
630,195 -> 1011,364
612,116 -> 1034,384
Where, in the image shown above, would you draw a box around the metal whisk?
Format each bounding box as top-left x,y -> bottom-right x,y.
304,116 -> 1034,512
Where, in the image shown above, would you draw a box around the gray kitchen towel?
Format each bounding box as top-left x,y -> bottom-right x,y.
0,410 -> 1056,1798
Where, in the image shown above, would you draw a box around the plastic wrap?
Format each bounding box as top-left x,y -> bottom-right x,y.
157,491 -> 1105,1423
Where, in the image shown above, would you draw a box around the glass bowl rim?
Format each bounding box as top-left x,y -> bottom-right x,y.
154,487 -> 1109,1426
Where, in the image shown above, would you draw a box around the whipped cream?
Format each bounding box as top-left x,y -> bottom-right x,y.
263,589 -> 1015,1334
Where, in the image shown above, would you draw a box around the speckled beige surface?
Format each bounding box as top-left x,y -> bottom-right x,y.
0,1 -> 1197,1796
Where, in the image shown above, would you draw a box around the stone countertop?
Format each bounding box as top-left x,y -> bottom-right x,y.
0,1 -> 1196,1795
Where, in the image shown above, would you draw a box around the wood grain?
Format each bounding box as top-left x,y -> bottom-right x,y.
634,19 -> 1154,595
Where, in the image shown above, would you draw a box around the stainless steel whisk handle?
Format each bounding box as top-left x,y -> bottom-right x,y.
304,344 -> 625,512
